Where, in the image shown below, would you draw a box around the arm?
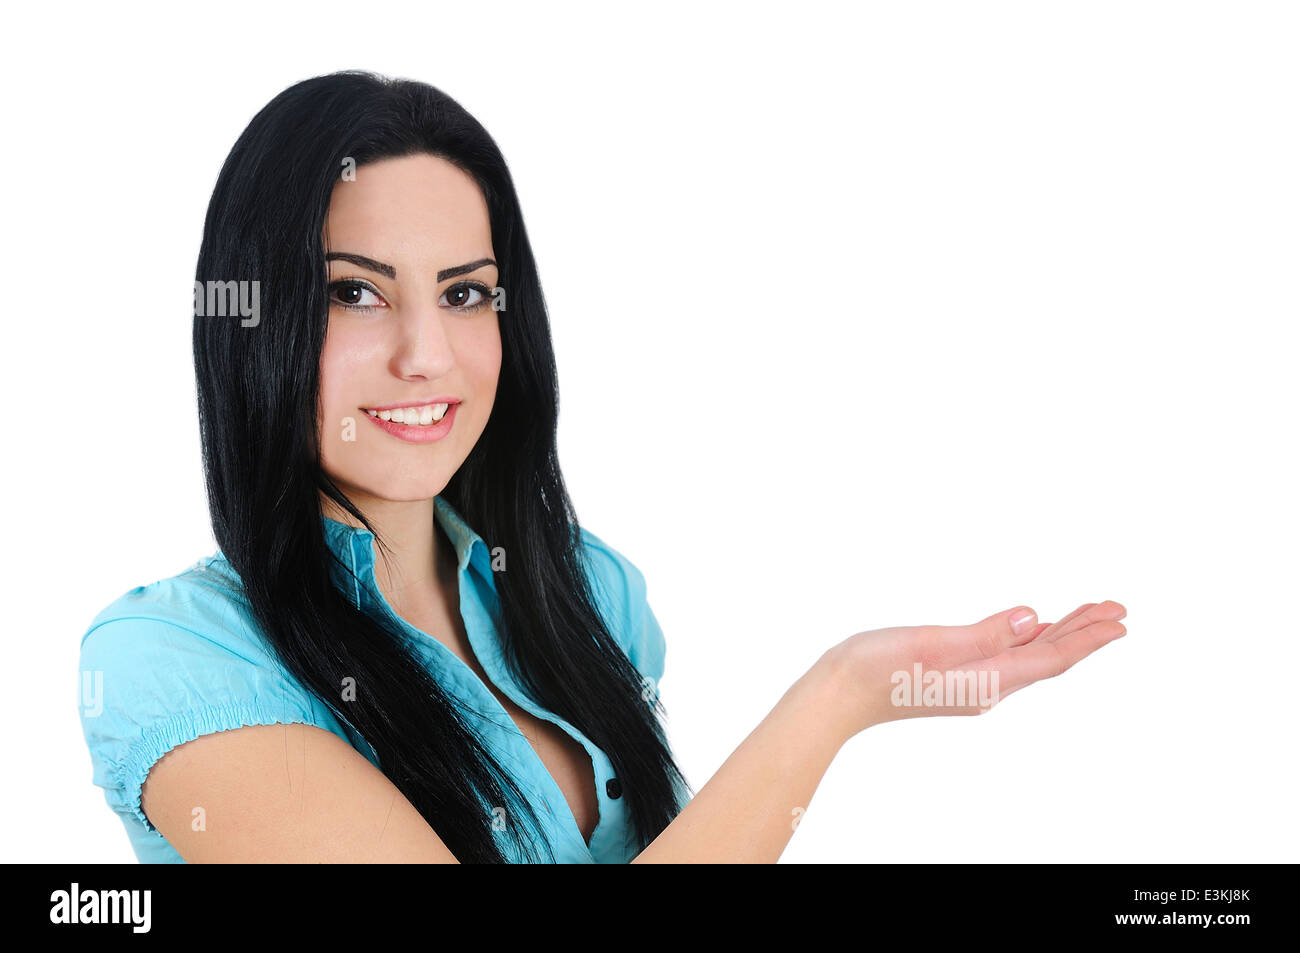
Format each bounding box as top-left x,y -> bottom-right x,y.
631,599 -> 1128,863
631,659 -> 846,864
142,722 -> 460,863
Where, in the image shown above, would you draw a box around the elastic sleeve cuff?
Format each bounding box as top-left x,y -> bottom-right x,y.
113,701 -> 330,835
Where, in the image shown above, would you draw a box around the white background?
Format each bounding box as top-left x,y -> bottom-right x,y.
2,0 -> 1295,863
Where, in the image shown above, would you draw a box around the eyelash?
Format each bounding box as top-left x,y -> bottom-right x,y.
326,279 -> 493,313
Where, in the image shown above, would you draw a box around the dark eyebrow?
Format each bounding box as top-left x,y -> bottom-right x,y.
437,258 -> 497,281
324,253 -> 497,283
325,252 -> 395,279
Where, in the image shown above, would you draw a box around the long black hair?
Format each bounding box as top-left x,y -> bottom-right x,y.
192,70 -> 691,862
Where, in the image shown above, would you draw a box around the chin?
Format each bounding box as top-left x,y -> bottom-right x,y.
363,478 -> 451,503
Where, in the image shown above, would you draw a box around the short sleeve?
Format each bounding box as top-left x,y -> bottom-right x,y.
78,614 -> 337,836
577,528 -> 668,701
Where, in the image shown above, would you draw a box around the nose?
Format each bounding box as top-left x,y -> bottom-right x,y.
389,297 -> 456,382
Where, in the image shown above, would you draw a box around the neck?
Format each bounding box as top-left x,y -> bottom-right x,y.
320,493 -> 455,615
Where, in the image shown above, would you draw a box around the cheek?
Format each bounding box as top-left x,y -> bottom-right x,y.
317,332 -> 344,419
323,317 -> 388,385
318,329 -> 347,425
461,317 -> 503,400
317,322 -> 373,448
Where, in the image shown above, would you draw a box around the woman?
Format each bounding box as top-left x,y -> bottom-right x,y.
77,71 -> 1126,864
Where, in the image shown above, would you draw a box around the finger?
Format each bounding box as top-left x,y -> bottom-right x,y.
1042,600 -> 1127,644
918,605 -> 1041,667
1029,603 -> 1096,644
974,617 -> 1127,692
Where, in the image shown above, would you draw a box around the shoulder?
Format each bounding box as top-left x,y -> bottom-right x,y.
77,554 -> 346,834
80,554 -> 296,683
575,526 -> 667,688
577,526 -> 649,606
83,553 -> 250,648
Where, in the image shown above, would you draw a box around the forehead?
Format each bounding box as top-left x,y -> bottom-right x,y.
324,153 -> 493,258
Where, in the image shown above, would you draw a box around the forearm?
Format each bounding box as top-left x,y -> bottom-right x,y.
631,660 -> 851,863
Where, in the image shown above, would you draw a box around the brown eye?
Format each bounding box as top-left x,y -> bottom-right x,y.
327,280 -> 385,310
440,282 -> 489,311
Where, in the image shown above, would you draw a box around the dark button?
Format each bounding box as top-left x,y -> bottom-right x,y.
605,778 -> 623,799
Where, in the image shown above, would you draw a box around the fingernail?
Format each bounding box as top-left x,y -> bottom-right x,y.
1009,608 -> 1036,635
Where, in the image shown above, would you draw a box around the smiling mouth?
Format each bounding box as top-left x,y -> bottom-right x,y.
362,403 -> 451,427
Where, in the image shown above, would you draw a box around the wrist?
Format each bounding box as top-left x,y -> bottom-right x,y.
793,649 -> 870,750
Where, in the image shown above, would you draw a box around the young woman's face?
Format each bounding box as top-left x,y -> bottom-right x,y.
317,153 -> 502,505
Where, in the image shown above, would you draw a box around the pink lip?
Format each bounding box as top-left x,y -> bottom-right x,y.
363,397 -> 462,412
363,402 -> 458,443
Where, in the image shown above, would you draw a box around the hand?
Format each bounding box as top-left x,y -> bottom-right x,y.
816,601 -> 1128,744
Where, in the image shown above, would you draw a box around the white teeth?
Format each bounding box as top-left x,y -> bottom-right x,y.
367,403 -> 452,426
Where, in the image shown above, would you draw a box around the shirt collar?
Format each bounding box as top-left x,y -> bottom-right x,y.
321,495 -> 492,603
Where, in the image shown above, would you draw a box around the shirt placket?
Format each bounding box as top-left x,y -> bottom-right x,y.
343,521 -> 606,863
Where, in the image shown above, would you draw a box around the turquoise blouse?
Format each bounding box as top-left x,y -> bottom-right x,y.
77,496 -> 670,863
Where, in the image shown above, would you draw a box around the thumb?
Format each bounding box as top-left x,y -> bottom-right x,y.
934,604 -> 1039,662
978,605 -> 1039,653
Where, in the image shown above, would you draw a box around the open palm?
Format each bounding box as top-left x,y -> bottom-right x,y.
825,601 -> 1128,741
